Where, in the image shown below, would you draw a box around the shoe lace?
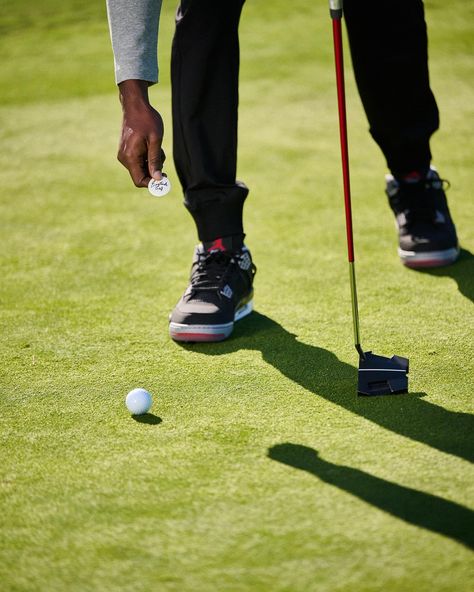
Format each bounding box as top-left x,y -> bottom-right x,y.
190,251 -> 236,292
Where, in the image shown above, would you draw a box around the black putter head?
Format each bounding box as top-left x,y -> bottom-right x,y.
358,351 -> 409,396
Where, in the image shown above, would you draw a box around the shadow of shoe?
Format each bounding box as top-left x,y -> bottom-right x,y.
416,248 -> 474,304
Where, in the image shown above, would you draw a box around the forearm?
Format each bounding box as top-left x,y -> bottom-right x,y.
106,0 -> 163,85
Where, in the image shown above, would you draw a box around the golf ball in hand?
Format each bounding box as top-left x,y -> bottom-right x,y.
148,175 -> 171,197
126,388 -> 153,415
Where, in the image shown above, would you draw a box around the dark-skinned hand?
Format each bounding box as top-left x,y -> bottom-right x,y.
117,79 -> 166,188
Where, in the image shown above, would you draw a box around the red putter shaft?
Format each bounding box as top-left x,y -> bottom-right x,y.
332,18 -> 355,264
329,1 -> 409,389
330,6 -> 364,358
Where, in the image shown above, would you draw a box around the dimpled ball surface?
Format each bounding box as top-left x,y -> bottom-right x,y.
125,388 -> 153,415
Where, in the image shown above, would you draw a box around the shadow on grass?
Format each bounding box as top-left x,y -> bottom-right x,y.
132,414 -> 162,425
183,312 -> 473,463
417,248 -> 474,304
268,443 -> 474,550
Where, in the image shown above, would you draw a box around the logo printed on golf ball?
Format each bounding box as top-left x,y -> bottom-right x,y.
125,388 -> 153,415
148,176 -> 171,197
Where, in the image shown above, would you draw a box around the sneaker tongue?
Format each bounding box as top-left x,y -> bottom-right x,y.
396,169 -> 429,184
203,235 -> 244,253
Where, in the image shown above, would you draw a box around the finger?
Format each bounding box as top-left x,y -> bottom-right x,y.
147,139 -> 165,180
127,160 -> 150,188
118,142 -> 150,187
151,150 -> 167,180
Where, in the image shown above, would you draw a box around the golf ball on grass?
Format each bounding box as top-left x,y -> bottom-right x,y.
126,388 -> 153,415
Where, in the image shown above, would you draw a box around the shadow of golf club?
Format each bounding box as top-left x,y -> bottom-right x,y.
416,248 -> 474,304
132,414 -> 162,425
268,443 -> 474,550
182,312 -> 473,463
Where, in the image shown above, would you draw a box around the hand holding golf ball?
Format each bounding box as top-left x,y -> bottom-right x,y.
126,388 -> 153,415
148,175 -> 171,197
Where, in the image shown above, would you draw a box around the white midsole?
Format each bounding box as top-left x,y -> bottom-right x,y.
234,300 -> 253,322
169,321 -> 233,336
398,246 -> 459,262
170,299 -> 253,334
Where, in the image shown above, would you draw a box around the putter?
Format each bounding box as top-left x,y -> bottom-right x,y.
329,0 -> 409,396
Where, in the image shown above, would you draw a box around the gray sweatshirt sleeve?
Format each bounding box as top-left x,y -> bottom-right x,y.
106,0 -> 163,85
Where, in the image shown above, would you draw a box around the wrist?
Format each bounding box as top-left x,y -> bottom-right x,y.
119,79 -> 151,109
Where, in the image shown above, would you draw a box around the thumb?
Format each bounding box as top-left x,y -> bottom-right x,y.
148,145 -> 166,180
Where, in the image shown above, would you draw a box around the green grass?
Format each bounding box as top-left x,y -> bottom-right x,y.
1,1 -> 473,590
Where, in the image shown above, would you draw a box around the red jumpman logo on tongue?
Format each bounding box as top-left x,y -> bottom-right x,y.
208,238 -> 226,252
402,170 -> 424,182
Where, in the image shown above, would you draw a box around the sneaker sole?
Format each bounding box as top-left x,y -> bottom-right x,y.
169,300 -> 254,343
399,246 -> 460,268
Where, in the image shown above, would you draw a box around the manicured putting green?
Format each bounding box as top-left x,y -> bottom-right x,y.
0,1 -> 473,591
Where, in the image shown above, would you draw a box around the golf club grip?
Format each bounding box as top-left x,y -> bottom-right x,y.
329,0 -> 343,20
332,17 -> 355,263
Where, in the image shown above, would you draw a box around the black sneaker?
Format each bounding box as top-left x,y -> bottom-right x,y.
169,239 -> 256,342
386,167 -> 459,268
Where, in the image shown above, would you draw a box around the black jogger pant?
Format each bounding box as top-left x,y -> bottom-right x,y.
171,0 -> 439,242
